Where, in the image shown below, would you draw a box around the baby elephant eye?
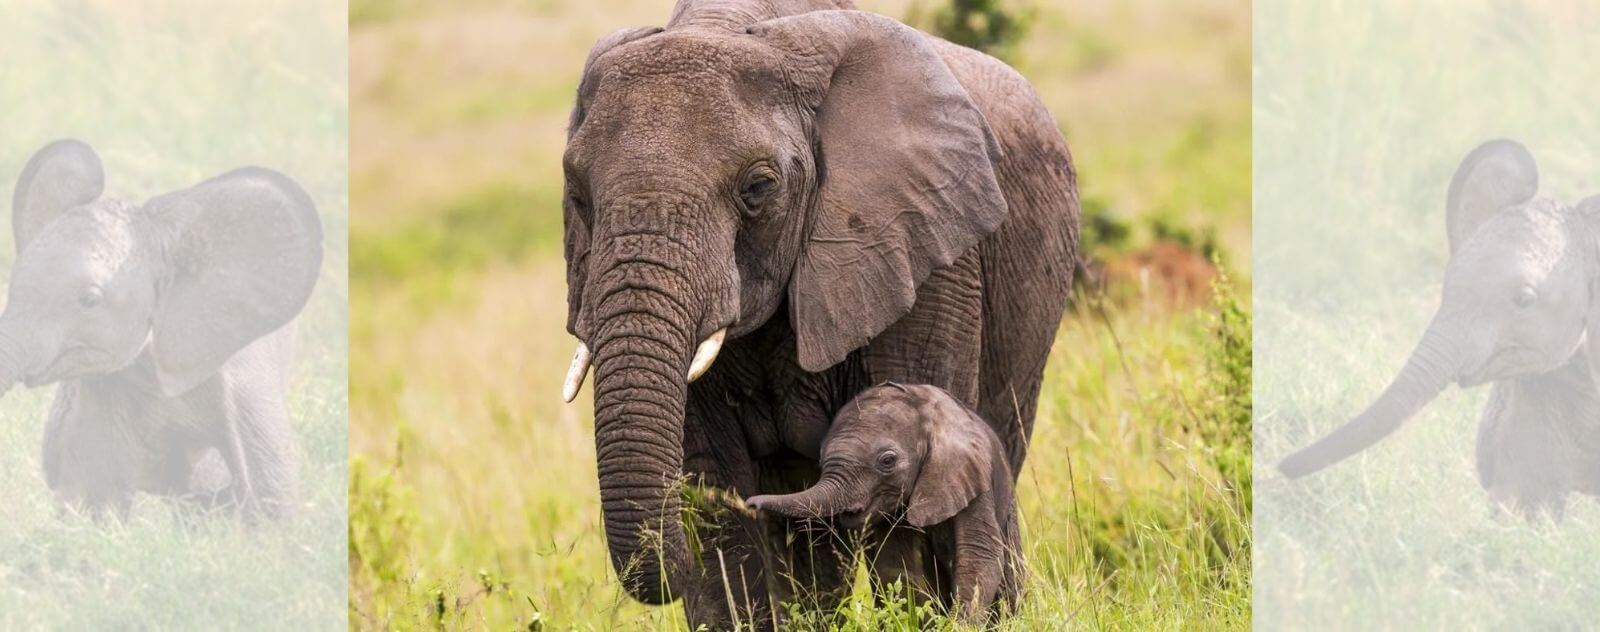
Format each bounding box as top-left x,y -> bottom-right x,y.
78,287 -> 103,309
1513,285 -> 1537,308
875,450 -> 899,471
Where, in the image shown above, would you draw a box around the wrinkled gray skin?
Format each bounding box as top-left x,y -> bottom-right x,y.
746,384 -> 1020,623
1280,139 -> 1600,519
5,139 -> 323,521
562,0 -> 1076,626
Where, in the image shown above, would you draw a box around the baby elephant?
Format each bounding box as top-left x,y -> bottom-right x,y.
746,383 -> 1021,622
5,139 -> 323,521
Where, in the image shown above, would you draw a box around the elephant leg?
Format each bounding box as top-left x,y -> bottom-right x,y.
766,360 -> 862,615
236,394 -> 299,521
681,508 -> 773,630
865,527 -> 940,610
754,452 -> 855,616
678,402 -> 773,630
676,435 -> 854,630
151,431 -> 196,498
182,448 -> 236,511
214,414 -> 257,519
201,381 -> 297,522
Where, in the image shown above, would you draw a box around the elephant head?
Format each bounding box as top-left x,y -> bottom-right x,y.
2,139 -> 324,399
746,383 -> 995,529
1280,140 -> 1600,478
558,10 -> 1007,602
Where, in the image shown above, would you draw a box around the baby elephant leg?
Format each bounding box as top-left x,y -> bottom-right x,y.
239,397 -> 300,521
950,494 -> 1007,623
153,441 -> 234,511
212,384 -> 299,522
867,528 -> 939,608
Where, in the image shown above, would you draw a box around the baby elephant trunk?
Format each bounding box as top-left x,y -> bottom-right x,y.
0,320 -> 38,396
1279,323 -> 1461,478
746,476 -> 862,520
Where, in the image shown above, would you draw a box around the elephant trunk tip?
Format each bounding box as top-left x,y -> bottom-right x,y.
607,525 -> 687,605
1276,449 -> 1322,480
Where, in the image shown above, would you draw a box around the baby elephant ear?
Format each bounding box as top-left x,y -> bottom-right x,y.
1446,139 -> 1538,254
750,10 -> 1009,372
144,168 -> 324,396
907,389 -> 995,527
11,139 -> 105,255
1580,195 -> 1600,391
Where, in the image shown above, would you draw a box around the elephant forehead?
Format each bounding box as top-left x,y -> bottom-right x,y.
592,30 -> 775,83
18,201 -> 143,274
579,34 -> 786,134
1454,201 -> 1572,276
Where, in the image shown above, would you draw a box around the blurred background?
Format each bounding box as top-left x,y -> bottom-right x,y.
349,0 -> 1249,627
1254,0 -> 1600,627
0,0 -> 348,627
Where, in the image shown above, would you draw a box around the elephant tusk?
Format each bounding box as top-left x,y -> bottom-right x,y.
562,342 -> 592,403
687,328 -> 726,383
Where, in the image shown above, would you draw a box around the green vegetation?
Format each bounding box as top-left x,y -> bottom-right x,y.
348,0 -> 1249,628
1254,0 -> 1600,626
0,1 -> 347,627
908,0 -> 1033,62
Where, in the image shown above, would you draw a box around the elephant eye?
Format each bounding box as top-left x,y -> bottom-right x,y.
1513,285 -> 1537,308
875,450 -> 899,472
737,165 -> 780,217
78,287 -> 104,310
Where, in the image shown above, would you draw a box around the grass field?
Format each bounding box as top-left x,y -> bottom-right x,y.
1253,1 -> 1600,627
0,1 -> 348,628
348,0 -> 1251,628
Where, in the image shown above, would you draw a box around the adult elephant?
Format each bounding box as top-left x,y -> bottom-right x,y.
559,0 -> 1077,624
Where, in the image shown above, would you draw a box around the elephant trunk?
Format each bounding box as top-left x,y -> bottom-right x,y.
588,273 -> 699,605
746,474 -> 863,519
1279,322 -> 1463,478
0,319 -> 36,396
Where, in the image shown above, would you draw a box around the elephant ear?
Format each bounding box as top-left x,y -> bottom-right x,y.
144,168 -> 324,396
1446,139 -> 1538,253
11,139 -> 105,255
750,11 -> 1008,372
907,387 -> 994,527
564,26 -> 662,338
1579,195 -> 1600,390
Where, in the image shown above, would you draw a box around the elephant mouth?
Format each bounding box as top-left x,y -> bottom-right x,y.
836,510 -> 870,529
1460,346 -> 1546,387
27,346 -> 107,387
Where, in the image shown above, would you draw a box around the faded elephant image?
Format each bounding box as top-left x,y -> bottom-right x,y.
1254,0 -> 1600,626
5,139 -> 323,520
1281,140 -> 1600,518
0,0 -> 345,626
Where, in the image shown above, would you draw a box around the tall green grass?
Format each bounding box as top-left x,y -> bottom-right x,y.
1254,0 -> 1600,627
0,1 -> 347,627
348,0 -> 1250,628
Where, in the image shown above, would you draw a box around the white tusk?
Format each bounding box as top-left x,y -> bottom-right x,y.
686,328 -> 727,383
562,342 -> 592,403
